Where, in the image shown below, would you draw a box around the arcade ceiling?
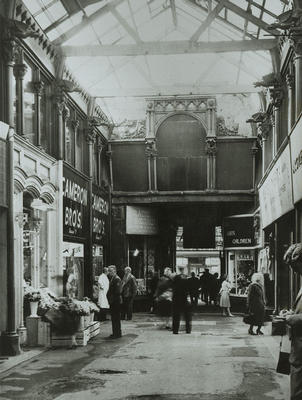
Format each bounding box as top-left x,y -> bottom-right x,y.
20,0 -> 288,121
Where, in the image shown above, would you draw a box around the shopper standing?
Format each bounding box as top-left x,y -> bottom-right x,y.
219,275 -> 233,316
154,267 -> 173,329
98,267 -> 110,321
172,267 -> 192,334
107,265 -> 122,339
246,272 -> 265,335
121,266 -> 137,321
187,271 -> 200,307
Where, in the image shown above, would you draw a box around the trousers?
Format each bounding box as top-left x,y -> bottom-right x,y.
172,302 -> 192,333
110,303 -> 122,337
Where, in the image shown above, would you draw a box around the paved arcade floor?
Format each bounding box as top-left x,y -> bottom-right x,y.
0,314 -> 290,400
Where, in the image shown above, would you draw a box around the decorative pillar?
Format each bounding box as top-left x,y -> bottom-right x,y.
96,139 -> 103,186
286,70 -> 295,132
292,39 -> 302,119
0,24 -> 21,355
270,86 -> 283,155
53,85 -> 67,160
145,138 -> 157,192
85,122 -> 96,298
258,119 -> 270,176
13,50 -> 27,136
107,146 -> 113,191
146,101 -> 155,138
206,98 -> 216,136
251,142 -> 258,189
205,137 -> 217,190
33,71 -> 44,149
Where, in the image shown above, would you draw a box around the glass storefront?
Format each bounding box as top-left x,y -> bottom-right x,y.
228,250 -> 255,295
62,242 -> 84,299
93,244 -> 104,278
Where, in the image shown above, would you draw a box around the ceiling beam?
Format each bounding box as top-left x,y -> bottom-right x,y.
62,39 -> 277,57
110,7 -> 141,44
92,84 -> 261,98
170,0 -> 178,27
52,0 -> 125,46
190,0 -> 226,42
222,0 -> 279,36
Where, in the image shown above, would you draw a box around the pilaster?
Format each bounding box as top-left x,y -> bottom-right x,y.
205,137 -> 217,190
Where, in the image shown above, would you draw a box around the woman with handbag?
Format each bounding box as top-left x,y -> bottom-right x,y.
154,267 -> 173,329
246,272 -> 265,335
219,275 -> 233,316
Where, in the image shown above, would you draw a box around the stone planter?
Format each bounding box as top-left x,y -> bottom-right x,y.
30,301 -> 39,317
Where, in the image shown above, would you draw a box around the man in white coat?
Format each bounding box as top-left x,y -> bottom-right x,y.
98,267 -> 109,321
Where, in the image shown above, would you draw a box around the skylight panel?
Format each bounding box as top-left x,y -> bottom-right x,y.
226,10 -> 245,31
46,1 -> 66,20
35,12 -> 52,29
23,0 -> 42,15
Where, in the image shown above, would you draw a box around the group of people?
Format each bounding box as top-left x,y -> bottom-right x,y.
93,265 -> 137,339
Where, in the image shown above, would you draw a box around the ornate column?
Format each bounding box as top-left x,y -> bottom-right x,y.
292,38 -> 302,119
13,50 -> 27,136
96,139 -> 103,186
0,22 -> 21,355
145,138 -> 157,192
33,71 -> 44,149
251,142 -> 258,189
206,98 -> 216,136
53,85 -> 67,160
258,119 -> 271,176
286,70 -> 295,132
270,86 -> 283,155
205,137 -> 217,190
146,101 -> 155,138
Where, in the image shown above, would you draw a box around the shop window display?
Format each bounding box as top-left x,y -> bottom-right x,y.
93,245 -> 104,278
228,250 -> 255,295
63,242 -> 84,299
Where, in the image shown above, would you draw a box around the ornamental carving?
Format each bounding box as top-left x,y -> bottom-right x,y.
111,119 -> 146,139
145,139 -> 157,158
216,116 -> 239,136
13,63 -> 27,79
151,98 -> 208,113
33,81 -> 44,96
269,86 -> 283,108
205,138 -> 217,155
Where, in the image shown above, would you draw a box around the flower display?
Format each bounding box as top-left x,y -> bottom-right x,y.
39,288 -> 60,312
24,286 -> 42,302
83,297 -> 100,313
59,298 -> 91,316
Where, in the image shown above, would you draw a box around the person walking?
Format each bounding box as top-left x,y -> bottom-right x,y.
201,269 -> 212,305
107,265 -> 122,339
121,266 -> 137,321
154,267 -> 173,329
219,275 -> 233,316
172,267 -> 192,334
211,272 -> 221,306
98,267 -> 110,321
148,270 -> 159,313
187,271 -> 200,307
246,272 -> 265,335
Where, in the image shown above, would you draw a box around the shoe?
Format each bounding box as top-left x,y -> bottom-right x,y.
186,331 -> 191,334
173,332 -> 178,334
106,334 -> 122,339
227,313 -> 234,317
256,330 -> 264,335
248,328 -> 256,335
165,326 -> 171,330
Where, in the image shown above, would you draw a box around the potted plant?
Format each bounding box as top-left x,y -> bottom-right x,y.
24,286 -> 42,317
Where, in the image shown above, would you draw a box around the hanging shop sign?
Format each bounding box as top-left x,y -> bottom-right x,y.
259,144 -> 293,229
63,165 -> 89,238
290,117 -> 302,204
126,205 -> 159,235
92,185 -> 109,245
223,215 -> 255,248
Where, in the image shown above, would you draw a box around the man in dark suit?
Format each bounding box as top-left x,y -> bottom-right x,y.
187,271 -> 200,307
107,265 -> 122,339
172,267 -> 192,334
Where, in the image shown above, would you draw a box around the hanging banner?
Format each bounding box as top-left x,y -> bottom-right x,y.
63,165 -> 89,238
259,144 -> 294,229
92,185 -> 109,245
290,117 -> 302,204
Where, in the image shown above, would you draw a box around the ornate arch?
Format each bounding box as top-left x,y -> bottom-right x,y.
14,166 -> 57,204
154,111 -> 207,137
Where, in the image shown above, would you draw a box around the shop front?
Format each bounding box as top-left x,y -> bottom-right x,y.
62,164 -> 89,299
13,136 -> 60,343
126,205 -> 159,297
92,185 -> 109,278
290,115 -> 302,301
224,215 -> 256,298
259,143 -> 294,312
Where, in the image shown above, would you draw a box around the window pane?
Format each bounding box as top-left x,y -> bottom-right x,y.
65,118 -> 75,165
75,126 -> 83,171
23,63 -> 36,144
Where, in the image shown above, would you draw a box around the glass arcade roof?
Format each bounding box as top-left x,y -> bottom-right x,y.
21,0 -> 288,121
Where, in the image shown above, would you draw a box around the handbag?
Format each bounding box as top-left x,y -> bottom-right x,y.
276,336 -> 290,375
243,313 -> 253,325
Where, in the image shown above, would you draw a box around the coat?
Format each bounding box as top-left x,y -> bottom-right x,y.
121,273 -> 137,299
98,273 -> 109,309
107,274 -> 122,306
219,280 -> 231,308
246,282 -> 265,326
173,273 -> 190,305
154,275 -> 173,317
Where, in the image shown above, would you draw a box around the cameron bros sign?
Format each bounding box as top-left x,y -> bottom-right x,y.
92,191 -> 109,243
63,172 -> 89,237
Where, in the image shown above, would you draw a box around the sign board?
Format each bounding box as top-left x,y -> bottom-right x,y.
223,215 -> 255,248
92,185 -> 109,245
290,117 -> 302,204
63,165 -> 89,238
126,206 -> 158,235
259,145 -> 293,229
